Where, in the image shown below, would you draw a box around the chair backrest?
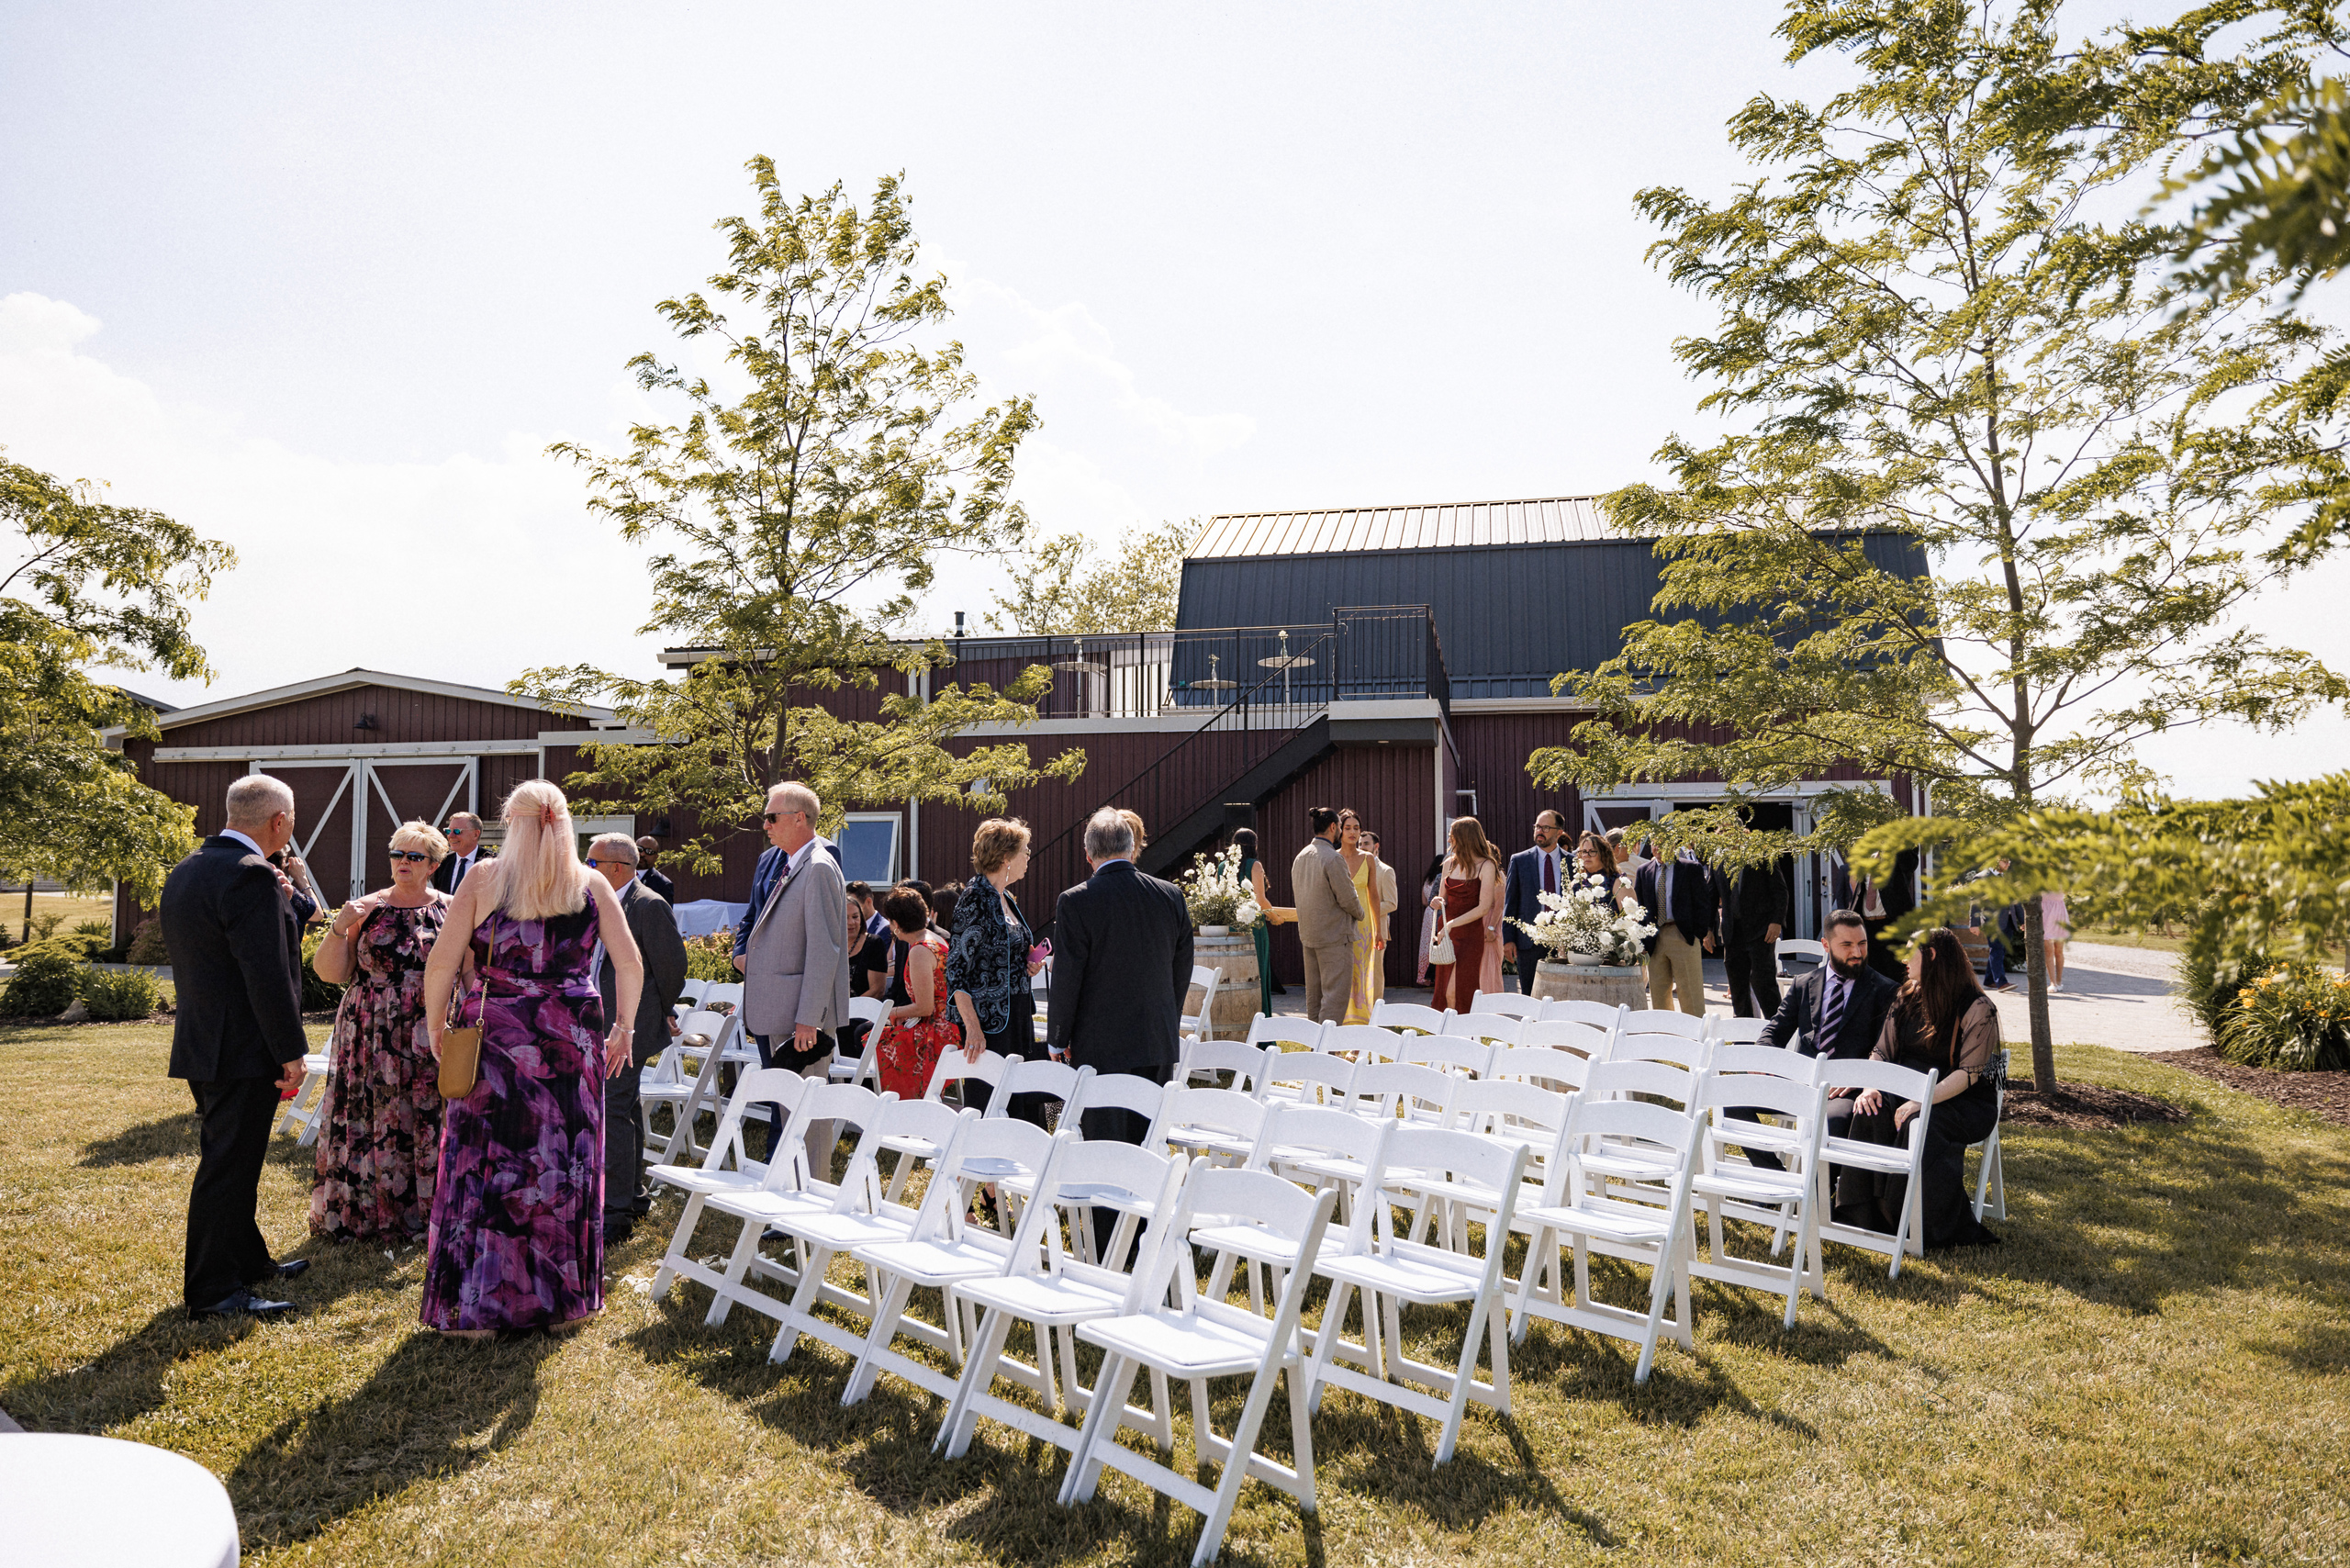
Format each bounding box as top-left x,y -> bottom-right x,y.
1020,1136 -> 1188,1285
1345,1060 -> 1459,1126
1072,1070 -> 1167,1125
1813,1057 -> 1940,1103
1550,1097 -> 1702,1205
1181,965 -> 1219,1036
1623,1007 -> 1709,1039
1256,1049 -> 1356,1107
1486,1045 -> 1592,1092
853,1098 -> 978,1218
1179,1037 -> 1271,1095
773,1081 -> 889,1192
1450,1011 -> 1523,1047
1370,1000 -> 1452,1036
701,981 -> 745,1013
995,1056 -> 1085,1113
1396,1032 -> 1495,1078
1775,938 -> 1827,975
905,1115 -> 1058,1243
1321,1023 -> 1404,1064
1542,999 -> 1627,1033
847,995 -> 888,1027
1470,991 -> 1542,1018
1252,1101 -> 1391,1185
1518,1016 -> 1612,1059
1707,1044 -> 1815,1083
1131,1160 -> 1339,1321
1448,1076 -> 1571,1156
702,1066 -> 808,1170
678,977 -> 712,1006
676,1007 -> 734,1047
1694,1070 -> 1820,1129
1354,1126 -> 1528,1256
1611,1028 -> 1713,1075
1583,1057 -> 1700,1113
925,1048 -> 1013,1103
1244,1014 -> 1325,1054
1148,1085 -> 1270,1157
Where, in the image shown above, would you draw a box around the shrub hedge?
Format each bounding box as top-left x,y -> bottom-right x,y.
0,946 -> 82,1017
77,966 -> 166,1021
2216,962 -> 2350,1070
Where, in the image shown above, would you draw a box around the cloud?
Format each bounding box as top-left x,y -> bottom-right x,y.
0,292 -> 666,708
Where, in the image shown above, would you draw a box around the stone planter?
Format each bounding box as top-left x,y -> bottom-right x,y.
1533,958 -> 1646,1012
1189,928 -> 1260,1039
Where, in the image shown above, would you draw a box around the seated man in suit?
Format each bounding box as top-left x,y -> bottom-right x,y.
1049,806 -> 1193,1254
1502,810 -> 1571,995
588,834 -> 690,1244
161,774 -> 315,1319
1734,909 -> 1901,1188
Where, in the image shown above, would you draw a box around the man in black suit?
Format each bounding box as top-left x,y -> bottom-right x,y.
1733,910 -> 1901,1183
1716,858 -> 1790,1018
1832,846 -> 1918,981
1048,808 -> 1193,1252
431,812 -> 488,893
588,834 -> 689,1243
1634,846 -> 1721,1016
634,837 -> 677,904
161,774 -> 315,1319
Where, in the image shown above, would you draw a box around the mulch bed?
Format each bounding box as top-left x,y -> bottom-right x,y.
2143,1047 -> 2350,1129
2001,1082 -> 2190,1130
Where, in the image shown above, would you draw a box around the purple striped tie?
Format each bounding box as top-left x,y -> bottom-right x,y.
1817,974 -> 1847,1054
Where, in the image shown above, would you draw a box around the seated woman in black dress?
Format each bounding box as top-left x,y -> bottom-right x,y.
1843,924 -> 2002,1249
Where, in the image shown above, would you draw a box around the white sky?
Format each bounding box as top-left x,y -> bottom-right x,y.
2,1 -> 2344,799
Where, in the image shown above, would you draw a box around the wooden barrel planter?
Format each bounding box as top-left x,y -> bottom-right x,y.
1189,927 -> 1261,1040
1532,958 -> 1647,1012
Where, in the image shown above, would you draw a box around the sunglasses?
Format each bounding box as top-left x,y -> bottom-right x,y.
764,811 -> 803,824
586,857 -> 634,868
387,850 -> 433,864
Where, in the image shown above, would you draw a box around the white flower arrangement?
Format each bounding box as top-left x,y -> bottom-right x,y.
1181,845 -> 1263,928
1510,871 -> 1655,966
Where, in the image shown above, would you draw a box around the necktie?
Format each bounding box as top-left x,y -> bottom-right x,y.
1817,974 -> 1847,1054
1542,852 -> 1556,894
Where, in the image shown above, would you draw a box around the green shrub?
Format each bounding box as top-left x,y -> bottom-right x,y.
2180,909 -> 2270,1038
125,916 -> 170,967
685,934 -> 739,983
300,924 -> 346,1013
0,946 -> 81,1017
77,966 -> 165,1021
26,911 -> 63,944
71,918 -> 110,939
2216,962 -> 2350,1070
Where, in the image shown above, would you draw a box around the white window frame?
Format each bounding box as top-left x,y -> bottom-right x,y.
836,812 -> 902,887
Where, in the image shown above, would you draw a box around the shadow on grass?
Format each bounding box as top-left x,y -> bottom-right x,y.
227,1331 -> 558,1550
77,1110 -> 200,1168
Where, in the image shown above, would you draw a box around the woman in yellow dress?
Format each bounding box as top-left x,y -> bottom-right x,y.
1338,810 -> 1382,1024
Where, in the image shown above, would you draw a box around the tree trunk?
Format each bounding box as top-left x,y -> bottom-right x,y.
2021,895 -> 2055,1092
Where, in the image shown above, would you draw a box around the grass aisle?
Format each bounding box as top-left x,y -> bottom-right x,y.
3,1024 -> 2346,1566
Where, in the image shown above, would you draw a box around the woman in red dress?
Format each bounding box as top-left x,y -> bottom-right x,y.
877,888 -> 960,1100
1430,816 -> 1503,1014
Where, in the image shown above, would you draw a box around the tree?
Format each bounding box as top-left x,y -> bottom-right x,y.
518,163 -> 1084,870
1528,1 -> 2348,1092
1,452 -> 234,902
986,521 -> 1192,634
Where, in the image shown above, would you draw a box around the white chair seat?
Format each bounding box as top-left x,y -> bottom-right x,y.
1516,1200 -> 1674,1248
874,1133 -> 946,1161
1188,1222 -> 1345,1272
856,1233 -> 1013,1285
1819,1135 -> 1919,1174
787,1209 -> 913,1253
645,1163 -> 767,1198
959,1154 -> 1039,1183
1690,1166 -> 1809,1206
1316,1245 -> 1483,1305
1575,1148 -> 1679,1184
1162,1122 -> 1256,1161
954,1271 -> 1125,1327
707,1187 -> 834,1226
1079,1309 -> 1279,1381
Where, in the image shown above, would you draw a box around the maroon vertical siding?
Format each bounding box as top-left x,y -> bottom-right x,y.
1449,711 -> 1588,850
164,687 -> 581,749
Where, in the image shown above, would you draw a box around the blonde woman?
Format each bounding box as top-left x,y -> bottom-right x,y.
1430,816 -> 1502,1014
1338,810 -> 1382,1024
308,820 -> 452,1242
418,780 -> 643,1338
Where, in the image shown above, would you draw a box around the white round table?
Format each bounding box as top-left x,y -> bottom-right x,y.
0,1433 -> 240,1568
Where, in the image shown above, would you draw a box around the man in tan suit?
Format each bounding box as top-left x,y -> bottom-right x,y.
1290,805 -> 1365,1023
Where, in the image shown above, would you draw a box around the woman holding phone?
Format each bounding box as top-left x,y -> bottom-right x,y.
946,817 -> 1050,1126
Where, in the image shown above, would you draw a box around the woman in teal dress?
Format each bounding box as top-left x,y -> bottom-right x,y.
1233,827 -> 1281,1020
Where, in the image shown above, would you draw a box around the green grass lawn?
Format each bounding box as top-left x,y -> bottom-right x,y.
3,1024 -> 2346,1566
2072,927 -> 2190,956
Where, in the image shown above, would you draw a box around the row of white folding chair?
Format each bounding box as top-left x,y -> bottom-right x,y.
642,1008 -> 741,1175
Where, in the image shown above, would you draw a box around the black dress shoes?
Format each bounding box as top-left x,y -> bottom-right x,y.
190,1288 -> 296,1320
272,1258 -> 310,1280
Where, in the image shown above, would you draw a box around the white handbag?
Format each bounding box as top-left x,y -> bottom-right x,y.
1428,924 -> 1457,966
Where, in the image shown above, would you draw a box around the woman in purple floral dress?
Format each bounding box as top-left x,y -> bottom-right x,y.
418,781 -> 643,1338
308,819 -> 452,1241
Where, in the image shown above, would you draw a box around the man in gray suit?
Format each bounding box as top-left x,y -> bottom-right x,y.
742,780 -> 851,1170
1289,804 -> 1365,1023
588,833 -> 688,1243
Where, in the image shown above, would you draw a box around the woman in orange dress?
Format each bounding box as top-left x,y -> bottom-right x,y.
876,889 -> 960,1101
1430,816 -> 1503,1014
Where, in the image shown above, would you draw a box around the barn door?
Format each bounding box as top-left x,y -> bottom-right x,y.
257,762 -> 360,903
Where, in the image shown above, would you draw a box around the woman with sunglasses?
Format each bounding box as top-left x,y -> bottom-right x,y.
306,818 -> 453,1242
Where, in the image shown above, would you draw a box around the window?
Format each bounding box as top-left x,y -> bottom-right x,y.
836,814 -> 901,886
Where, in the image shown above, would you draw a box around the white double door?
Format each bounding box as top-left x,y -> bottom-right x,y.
257,757 -> 479,903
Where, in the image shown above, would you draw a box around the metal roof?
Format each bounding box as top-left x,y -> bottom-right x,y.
1189,497 -> 1613,559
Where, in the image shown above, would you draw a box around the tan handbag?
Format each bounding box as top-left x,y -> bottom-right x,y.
438,1027 -> 482,1099
1428,924 -> 1458,966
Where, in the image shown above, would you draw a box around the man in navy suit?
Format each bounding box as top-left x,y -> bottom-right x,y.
1732,910 -> 1901,1185
1502,810 -> 1571,994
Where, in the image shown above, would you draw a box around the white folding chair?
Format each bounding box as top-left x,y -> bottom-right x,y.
1610,1024 -> 1714,1075
1971,1049 -> 2009,1222
829,997 -> 890,1085
1242,1014 -> 1324,1056
1775,938 -> 1827,976
1395,1033 -> 1494,1079
1408,1077 -> 1564,1251
1450,1011 -> 1523,1048
1305,1126 -> 1529,1463
1709,1014 -> 1771,1046
1256,1047 -> 1355,1109
1517,1015 -> 1613,1061
1056,1072 -> 1170,1261
1813,1058 -> 1941,1277
845,1117 -> 1060,1405
701,980 -> 744,1014
1486,1045 -> 1593,1093
274,1049 -> 331,1143
1469,991 -> 1541,1019
1689,1071 -> 1827,1328
1320,1023 -> 1404,1065
1541,999 -> 1627,1035
677,976 -> 712,1011
936,1139 -> 1187,1463
1064,1164 -> 1341,1567
647,1069 -> 813,1308
1370,999 -> 1452,1036
1150,1085 -> 1271,1168
644,1009 -> 738,1168
1509,1098 -> 1700,1383
1178,1037 -> 1271,1097
1181,964 -> 1221,1042
1344,1060 -> 1459,1131
692,1082 -> 891,1333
